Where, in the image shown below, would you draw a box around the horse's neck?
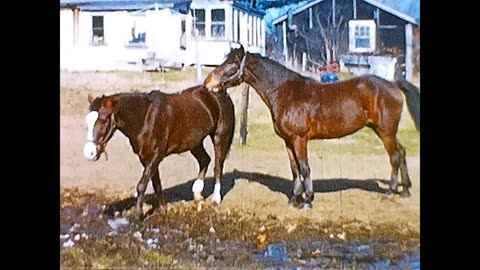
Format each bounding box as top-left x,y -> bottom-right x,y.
114,95 -> 149,140
244,55 -> 300,110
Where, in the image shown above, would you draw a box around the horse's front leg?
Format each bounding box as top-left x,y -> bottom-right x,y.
285,142 -> 304,208
135,157 -> 161,220
292,137 -> 314,209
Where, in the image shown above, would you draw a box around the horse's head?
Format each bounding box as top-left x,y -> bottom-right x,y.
204,44 -> 247,91
83,94 -> 118,161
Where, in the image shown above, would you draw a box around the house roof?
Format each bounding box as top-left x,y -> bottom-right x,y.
233,1 -> 266,17
362,0 -> 418,24
272,0 -> 419,26
271,0 -> 324,25
60,0 -> 191,12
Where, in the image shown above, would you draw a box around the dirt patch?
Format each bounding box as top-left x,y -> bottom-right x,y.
60,189 -> 419,269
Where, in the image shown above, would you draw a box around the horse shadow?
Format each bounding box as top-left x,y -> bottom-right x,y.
104,169 -> 389,217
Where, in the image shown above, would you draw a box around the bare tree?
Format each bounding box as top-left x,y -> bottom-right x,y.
296,2 -> 349,65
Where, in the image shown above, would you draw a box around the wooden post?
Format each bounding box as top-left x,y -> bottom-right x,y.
233,9 -> 238,42
353,0 -> 357,19
376,8 -> 380,54
302,52 -> 307,73
282,21 -> 288,66
73,8 -> 79,47
405,23 -> 413,81
195,27 -> 202,83
332,0 -> 336,27
239,84 -> 250,145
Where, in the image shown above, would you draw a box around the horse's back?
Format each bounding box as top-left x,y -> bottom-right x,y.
148,90 -> 168,107
157,86 -> 233,154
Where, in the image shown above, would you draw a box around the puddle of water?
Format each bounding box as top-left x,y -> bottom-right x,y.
107,217 -> 129,230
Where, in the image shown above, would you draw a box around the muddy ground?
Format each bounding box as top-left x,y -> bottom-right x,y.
60,71 -> 420,269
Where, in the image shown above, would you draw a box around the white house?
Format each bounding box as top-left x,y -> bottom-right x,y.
60,0 -> 266,71
188,0 -> 266,65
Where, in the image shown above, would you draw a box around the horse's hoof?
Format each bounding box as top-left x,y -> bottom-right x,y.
208,193 -> 222,205
382,191 -> 395,200
157,205 -> 168,215
133,210 -> 145,222
288,195 -> 303,208
193,200 -> 205,212
400,190 -> 411,198
389,182 -> 399,193
301,203 -> 312,210
193,192 -> 204,202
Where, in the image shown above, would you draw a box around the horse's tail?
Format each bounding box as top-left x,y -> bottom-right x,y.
395,79 -> 420,131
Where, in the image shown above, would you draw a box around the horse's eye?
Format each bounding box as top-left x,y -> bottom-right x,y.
226,63 -> 237,75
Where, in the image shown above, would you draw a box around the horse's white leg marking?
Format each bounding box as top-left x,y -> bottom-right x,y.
212,183 -> 221,204
83,111 -> 99,160
192,179 -> 204,201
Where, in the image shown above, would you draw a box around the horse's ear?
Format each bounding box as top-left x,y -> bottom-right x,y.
88,94 -> 94,104
238,44 -> 245,55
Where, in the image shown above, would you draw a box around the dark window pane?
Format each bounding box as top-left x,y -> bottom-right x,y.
192,24 -> 206,36
193,9 -> 205,23
93,16 -> 103,28
355,37 -> 370,48
211,24 -> 225,37
212,9 -> 225,22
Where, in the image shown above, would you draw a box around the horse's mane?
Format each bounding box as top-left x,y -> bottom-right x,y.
106,84 -> 206,105
249,52 -> 316,83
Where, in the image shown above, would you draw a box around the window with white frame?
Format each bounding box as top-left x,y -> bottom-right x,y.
191,9 -> 206,37
129,14 -> 147,45
92,16 -> 105,45
348,20 -> 376,53
211,9 -> 225,38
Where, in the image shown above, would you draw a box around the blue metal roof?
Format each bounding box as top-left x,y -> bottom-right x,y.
60,0 -> 192,13
272,0 -> 419,26
233,1 -> 266,17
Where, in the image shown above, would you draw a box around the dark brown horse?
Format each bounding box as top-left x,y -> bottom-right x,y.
83,85 -> 235,219
204,45 -> 420,209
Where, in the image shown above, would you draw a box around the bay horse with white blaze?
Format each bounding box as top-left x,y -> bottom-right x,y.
204,45 -> 420,209
83,86 -> 235,219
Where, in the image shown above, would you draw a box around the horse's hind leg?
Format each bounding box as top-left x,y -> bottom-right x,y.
397,141 -> 412,197
375,131 -> 404,195
210,130 -> 234,205
135,157 -> 162,220
285,142 -> 304,208
151,169 -> 166,207
190,144 -> 211,201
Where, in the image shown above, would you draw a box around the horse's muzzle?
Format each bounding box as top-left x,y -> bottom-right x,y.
83,141 -> 104,161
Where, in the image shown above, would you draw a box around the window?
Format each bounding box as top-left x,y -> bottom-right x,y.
191,9 -> 205,37
211,9 -> 225,38
129,15 -> 147,45
354,25 -> 370,48
92,16 -> 104,45
348,20 -> 376,53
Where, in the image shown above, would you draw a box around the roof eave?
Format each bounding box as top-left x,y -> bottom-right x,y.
272,0 -> 419,26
